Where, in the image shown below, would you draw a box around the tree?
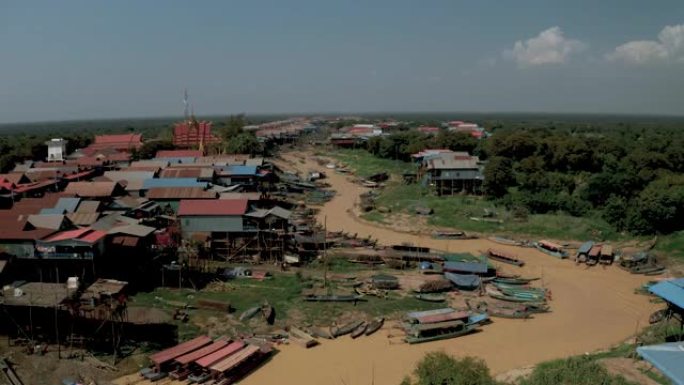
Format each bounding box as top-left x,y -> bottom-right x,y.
519,357 -> 636,385
406,352 -> 497,385
220,114 -> 247,142
483,157 -> 515,198
225,132 -> 262,155
434,131 -> 478,153
136,139 -> 175,160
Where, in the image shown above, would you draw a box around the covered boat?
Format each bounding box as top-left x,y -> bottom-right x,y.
444,272 -> 481,290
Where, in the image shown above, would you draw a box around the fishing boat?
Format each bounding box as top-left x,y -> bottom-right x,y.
406,308 -> 455,319
290,327 -> 318,348
239,306 -> 261,321
404,321 -> 478,344
365,317 -> 384,336
431,230 -> 477,240
493,277 -> 539,285
350,322 -> 368,338
309,326 -> 335,339
444,272 -> 481,290
486,287 -> 546,303
630,264 -> 666,275
487,248 -> 525,267
332,320 -> 364,337
534,240 -> 568,259
303,294 -> 364,302
488,236 -> 522,246
414,293 -> 447,303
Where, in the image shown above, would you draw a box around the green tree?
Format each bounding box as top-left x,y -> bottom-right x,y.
407,352 -> 497,385
483,157 -> 515,198
225,132 -> 262,155
136,139 -> 175,160
220,114 -> 247,141
519,357 -> 637,385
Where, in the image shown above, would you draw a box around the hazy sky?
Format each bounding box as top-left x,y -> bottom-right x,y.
1,0 -> 684,123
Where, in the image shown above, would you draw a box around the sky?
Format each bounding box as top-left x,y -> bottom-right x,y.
1,0 -> 684,123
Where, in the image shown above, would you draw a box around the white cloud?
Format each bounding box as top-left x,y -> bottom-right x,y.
607,24 -> 684,65
504,27 -> 585,67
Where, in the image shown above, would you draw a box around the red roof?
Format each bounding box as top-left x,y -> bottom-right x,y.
95,133 -> 142,145
174,339 -> 229,365
156,150 -> 203,158
178,199 -> 248,216
417,126 -> 440,133
195,340 -> 245,368
149,336 -> 212,366
43,228 -> 106,244
173,121 -> 221,148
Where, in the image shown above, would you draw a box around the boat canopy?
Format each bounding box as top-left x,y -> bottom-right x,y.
637,342 -> 684,385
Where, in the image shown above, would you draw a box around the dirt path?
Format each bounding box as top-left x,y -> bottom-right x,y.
241,153 -> 658,385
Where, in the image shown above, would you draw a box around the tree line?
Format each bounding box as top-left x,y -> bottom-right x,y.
349,124 -> 684,235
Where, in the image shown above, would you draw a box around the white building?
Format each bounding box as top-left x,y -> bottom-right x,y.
46,138 -> 67,162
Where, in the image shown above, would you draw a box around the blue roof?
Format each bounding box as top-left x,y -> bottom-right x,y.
40,208 -> 66,215
218,165 -> 258,176
649,278 -> 684,310
637,343 -> 684,385
443,261 -> 488,274
578,241 -> 594,254
152,157 -> 196,164
39,197 -> 81,215
142,178 -> 208,189
55,197 -> 81,213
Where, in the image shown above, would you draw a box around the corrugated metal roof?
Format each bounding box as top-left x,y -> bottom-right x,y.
43,228 -> 106,243
27,214 -> 68,230
147,187 -> 217,200
216,165 -> 258,176
219,192 -> 261,200
149,335 -> 212,365
108,224 -> 156,237
178,199 -> 248,216
66,212 -> 101,226
76,200 -> 101,213
103,171 -> 155,182
195,341 -> 245,368
637,343 -> 684,385
156,150 -> 203,158
64,182 -> 122,197
142,178 -> 208,189
129,160 -> 170,168
159,168 -> 207,179
210,344 -> 259,373
54,198 -> 81,213
245,206 -> 291,219
174,339 -> 229,365
649,278 -> 684,309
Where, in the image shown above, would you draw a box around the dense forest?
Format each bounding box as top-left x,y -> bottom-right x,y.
345,116 -> 684,236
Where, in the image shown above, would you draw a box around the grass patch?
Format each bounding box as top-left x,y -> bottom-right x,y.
655,230 -> 684,261
329,149 -> 416,178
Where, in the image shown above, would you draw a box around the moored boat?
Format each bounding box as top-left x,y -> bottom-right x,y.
365,317 -> 384,336
487,248 -> 525,267
534,240 -> 568,259
239,306 -> 261,322
331,320 -> 364,337
414,293 -> 447,302
350,322 -> 368,338
303,294 -> 364,302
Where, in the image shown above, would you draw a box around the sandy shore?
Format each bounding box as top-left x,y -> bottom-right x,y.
241,153 -> 657,385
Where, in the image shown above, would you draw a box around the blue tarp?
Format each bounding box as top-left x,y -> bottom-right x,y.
218,165 -> 258,176
142,178 -> 208,189
577,241 -> 593,254
39,197 -> 81,215
637,342 -> 684,385
443,261 -> 488,274
649,278 -> 684,310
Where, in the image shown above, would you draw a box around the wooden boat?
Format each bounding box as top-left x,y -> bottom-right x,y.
239,306 -> 260,321
431,230 -> 477,240
487,248 -> 525,267
303,294 -> 364,302
405,322 -> 477,344
630,265 -> 665,275
493,277 -> 539,285
309,326 -> 335,339
289,327 -> 318,348
350,322 -> 368,338
414,293 -> 447,303
644,268 -> 666,276
534,240 -> 568,259
468,301 -> 531,319
365,317 -> 384,336
261,301 -> 274,323
406,308 -> 454,319
332,320 -> 364,338
488,236 -> 523,246
486,287 -> 546,303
